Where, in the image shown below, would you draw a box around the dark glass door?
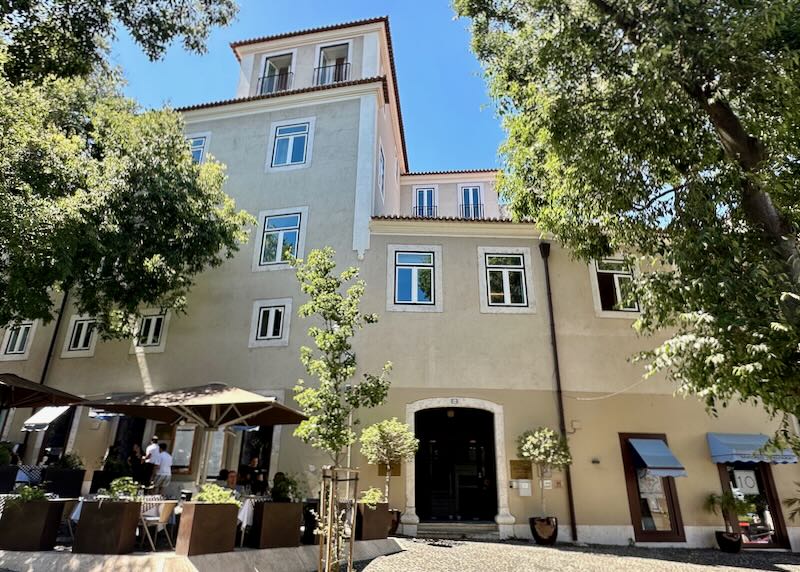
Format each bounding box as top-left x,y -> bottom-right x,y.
415,408 -> 497,522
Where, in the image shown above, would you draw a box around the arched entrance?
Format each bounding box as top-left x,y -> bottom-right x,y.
415,407 -> 497,521
401,397 -> 515,537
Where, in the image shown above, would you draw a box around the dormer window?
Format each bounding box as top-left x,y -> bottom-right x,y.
314,43 -> 350,86
259,52 -> 293,94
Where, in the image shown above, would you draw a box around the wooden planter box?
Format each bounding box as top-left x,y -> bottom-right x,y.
42,468 -> 85,498
0,499 -> 66,551
73,500 -> 141,554
356,502 -> 390,541
176,502 -> 238,556
247,502 -> 302,549
0,465 -> 17,493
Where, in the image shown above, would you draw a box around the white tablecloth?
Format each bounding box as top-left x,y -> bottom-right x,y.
237,496 -> 269,527
70,495 -> 165,522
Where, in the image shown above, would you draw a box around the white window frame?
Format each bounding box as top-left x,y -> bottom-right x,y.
61,315 -> 98,358
459,183 -> 484,219
249,298 -> 293,348
129,310 -> 171,354
251,206 -> 309,272
412,185 -> 439,218
313,39 -> 354,85
378,144 -> 386,202
0,320 -> 37,361
588,257 -> 641,319
265,116 -> 316,172
386,245 -> 443,313
186,132 -> 211,164
258,48 -> 297,94
477,247 -> 536,314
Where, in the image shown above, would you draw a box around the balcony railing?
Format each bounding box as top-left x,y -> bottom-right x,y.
411,206 -> 438,218
313,63 -> 351,86
459,203 -> 485,220
257,72 -> 293,95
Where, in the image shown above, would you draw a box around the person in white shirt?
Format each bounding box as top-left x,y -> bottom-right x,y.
152,443 -> 173,495
144,436 -> 159,484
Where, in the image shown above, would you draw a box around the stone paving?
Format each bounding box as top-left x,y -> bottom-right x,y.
357,538 -> 800,572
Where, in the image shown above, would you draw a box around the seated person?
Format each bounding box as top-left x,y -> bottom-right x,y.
216,469 -> 230,485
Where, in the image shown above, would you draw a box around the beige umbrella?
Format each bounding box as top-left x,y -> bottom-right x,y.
0,373 -> 84,409
82,383 -> 306,483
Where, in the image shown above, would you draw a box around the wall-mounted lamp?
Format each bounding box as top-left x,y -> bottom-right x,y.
591,457 -> 601,465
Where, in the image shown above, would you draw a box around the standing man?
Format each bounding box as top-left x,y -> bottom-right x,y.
144,436 -> 159,485
152,443 -> 172,495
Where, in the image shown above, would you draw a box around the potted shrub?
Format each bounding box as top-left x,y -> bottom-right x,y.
42,452 -> 85,497
0,485 -> 67,550
356,487 -> 391,541
705,491 -> 753,553
359,417 -> 419,535
247,473 -> 305,549
89,454 -> 129,493
176,483 -> 240,556
0,442 -> 17,493
517,427 -> 572,545
73,476 -> 142,554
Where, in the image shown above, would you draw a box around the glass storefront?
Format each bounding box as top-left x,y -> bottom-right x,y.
722,463 -> 786,546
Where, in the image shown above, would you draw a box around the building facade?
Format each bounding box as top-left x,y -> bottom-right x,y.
1,17 -> 799,549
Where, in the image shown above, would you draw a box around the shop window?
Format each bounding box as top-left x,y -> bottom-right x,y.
619,433 -> 686,542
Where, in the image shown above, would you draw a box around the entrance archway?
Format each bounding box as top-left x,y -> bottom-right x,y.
401,397 -> 515,537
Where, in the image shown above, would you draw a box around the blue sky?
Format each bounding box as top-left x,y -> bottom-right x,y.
110,0 -> 505,172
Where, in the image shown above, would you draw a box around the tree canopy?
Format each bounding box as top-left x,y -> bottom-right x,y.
0,1 -> 252,336
455,0 -> 800,427
1,0 -> 238,83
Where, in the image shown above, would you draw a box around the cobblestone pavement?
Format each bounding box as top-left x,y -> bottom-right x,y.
357,538 -> 800,571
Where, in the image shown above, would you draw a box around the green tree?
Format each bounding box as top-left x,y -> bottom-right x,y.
292,247 -> 392,466
517,427 -> 572,515
360,417 -> 418,499
456,1 -> 800,432
1,0 -> 238,83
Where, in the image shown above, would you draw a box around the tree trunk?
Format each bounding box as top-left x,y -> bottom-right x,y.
384,464 -> 391,501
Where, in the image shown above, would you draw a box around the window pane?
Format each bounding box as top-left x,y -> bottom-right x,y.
258,308 -> 272,339
273,138 -> 290,165
206,430 -> 225,478
725,465 -> 778,545
509,270 -> 525,304
426,188 -> 434,205
149,316 -> 163,344
191,149 -> 203,163
396,268 -> 413,302
271,308 -> 283,338
616,275 -> 638,310
597,259 -> 629,272
290,134 -> 307,163
261,232 -> 279,264
488,270 -> 505,304
266,214 -> 300,230
487,255 -> 523,267
417,268 -> 433,303
281,230 -> 298,260
397,252 -> 432,265
597,273 -> 617,311
5,329 -> 20,354
276,124 -> 308,135
172,427 -> 195,468
636,469 -> 673,531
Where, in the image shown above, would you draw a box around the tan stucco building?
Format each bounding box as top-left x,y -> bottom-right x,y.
1,16 -> 799,549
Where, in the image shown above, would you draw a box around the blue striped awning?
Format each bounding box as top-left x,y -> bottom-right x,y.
707,433 -> 798,464
629,438 -> 687,477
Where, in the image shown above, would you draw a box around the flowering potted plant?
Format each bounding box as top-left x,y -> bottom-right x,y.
176,483 -> 240,556
0,485 -> 66,550
73,476 -> 142,554
359,418 -> 419,535
705,491 -> 753,553
42,452 -> 85,497
517,427 -> 572,545
355,487 -> 391,540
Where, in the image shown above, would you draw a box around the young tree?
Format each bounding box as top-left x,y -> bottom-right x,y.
517,427 -> 572,516
456,1 -> 800,432
292,247 -> 392,466
360,417 -> 419,499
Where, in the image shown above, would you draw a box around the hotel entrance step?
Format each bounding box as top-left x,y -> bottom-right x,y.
416,522 -> 499,541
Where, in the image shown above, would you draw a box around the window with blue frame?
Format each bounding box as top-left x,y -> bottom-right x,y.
260,213 -> 302,265
394,251 -> 434,305
188,137 -> 206,163
271,123 -> 309,167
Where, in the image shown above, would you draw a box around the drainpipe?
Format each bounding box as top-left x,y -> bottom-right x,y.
539,242 -> 578,542
39,288 -> 69,386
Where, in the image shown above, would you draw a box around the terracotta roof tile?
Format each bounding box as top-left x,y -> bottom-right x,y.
403,169 -> 499,176
372,215 -> 518,223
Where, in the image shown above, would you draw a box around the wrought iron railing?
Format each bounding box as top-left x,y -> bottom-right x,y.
411,205 -> 438,218
257,72 -> 293,95
313,63 -> 351,86
459,203 -> 485,219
